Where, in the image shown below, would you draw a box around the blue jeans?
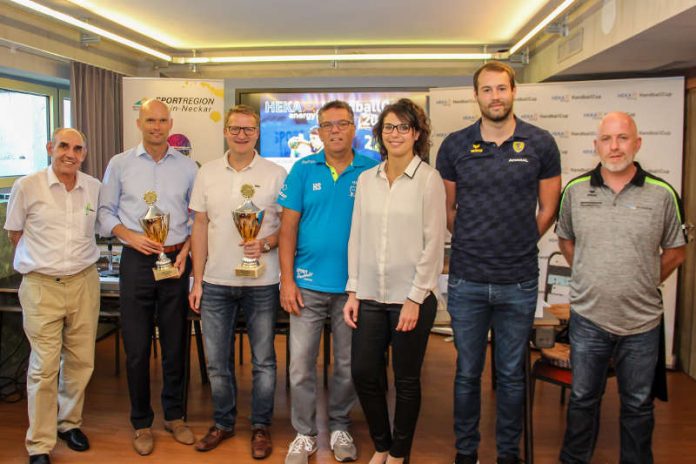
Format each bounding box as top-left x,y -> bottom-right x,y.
447,276 -> 538,458
560,311 -> 659,464
200,282 -> 279,430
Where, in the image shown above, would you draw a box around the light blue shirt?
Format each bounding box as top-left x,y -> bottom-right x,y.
278,150 -> 378,293
98,143 -> 198,245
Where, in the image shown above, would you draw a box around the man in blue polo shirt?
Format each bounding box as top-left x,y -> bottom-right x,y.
436,61 -> 562,464
279,100 -> 378,464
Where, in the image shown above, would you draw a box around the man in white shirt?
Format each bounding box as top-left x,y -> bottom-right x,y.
4,128 -> 101,464
188,105 -> 286,459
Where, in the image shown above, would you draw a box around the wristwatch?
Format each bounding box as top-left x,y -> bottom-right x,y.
262,238 -> 271,253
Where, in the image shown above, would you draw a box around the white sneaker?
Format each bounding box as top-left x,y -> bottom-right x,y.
285,434 -> 318,464
330,430 -> 357,462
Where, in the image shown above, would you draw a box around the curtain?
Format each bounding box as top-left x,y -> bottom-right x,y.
70,62 -> 123,180
678,85 -> 696,380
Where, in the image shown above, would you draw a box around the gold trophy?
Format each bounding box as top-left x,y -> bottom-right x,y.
139,191 -> 180,280
233,184 -> 266,278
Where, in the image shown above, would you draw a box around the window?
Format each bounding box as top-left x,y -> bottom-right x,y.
62,98 -> 72,128
0,77 -> 67,188
0,89 -> 50,177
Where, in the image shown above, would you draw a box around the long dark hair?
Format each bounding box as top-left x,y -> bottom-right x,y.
372,98 -> 431,161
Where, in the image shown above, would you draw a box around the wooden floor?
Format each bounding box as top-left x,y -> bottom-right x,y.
1,332 -> 696,464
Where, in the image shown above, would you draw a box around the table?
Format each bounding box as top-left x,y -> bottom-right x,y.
0,272 -> 124,376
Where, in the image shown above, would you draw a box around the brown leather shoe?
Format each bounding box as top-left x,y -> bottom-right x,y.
194,426 -> 235,452
164,419 -> 195,445
251,427 -> 272,459
133,428 -> 154,456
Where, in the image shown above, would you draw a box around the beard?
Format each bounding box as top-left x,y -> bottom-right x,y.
600,156 -> 634,173
479,101 -> 513,122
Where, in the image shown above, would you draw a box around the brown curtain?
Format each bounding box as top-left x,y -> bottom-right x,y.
678,84 -> 696,380
70,62 -> 123,180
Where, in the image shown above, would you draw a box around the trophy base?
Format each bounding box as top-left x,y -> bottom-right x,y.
153,265 -> 180,281
235,262 -> 266,278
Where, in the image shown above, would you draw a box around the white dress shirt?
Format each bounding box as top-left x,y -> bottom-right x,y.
4,167 -> 101,276
189,153 -> 286,286
346,157 -> 446,304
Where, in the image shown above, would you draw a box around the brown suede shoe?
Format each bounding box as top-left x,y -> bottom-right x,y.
251,427 -> 272,459
194,426 -> 235,452
133,428 -> 154,456
164,419 -> 195,445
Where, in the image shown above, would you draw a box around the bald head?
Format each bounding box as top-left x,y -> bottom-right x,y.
594,111 -> 642,174
137,98 -> 173,149
139,98 -> 170,119
597,112 -> 638,138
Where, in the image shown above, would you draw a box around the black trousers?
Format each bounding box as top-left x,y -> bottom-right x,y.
119,246 -> 191,429
351,293 -> 437,458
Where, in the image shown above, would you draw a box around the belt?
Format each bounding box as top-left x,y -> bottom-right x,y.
162,242 -> 185,254
26,265 -> 97,283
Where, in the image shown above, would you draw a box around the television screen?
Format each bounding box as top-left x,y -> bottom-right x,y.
240,90 -> 427,171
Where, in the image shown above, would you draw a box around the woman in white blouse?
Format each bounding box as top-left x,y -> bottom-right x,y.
343,98 -> 446,464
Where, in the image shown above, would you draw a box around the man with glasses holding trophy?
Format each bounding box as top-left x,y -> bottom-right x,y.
98,98 -> 198,456
188,105 -> 286,459
279,100 -> 378,464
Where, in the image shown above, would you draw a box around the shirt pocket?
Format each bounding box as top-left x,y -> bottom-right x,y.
79,209 -> 97,238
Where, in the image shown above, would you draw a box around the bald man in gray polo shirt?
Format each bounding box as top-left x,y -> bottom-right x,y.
556,112 -> 686,464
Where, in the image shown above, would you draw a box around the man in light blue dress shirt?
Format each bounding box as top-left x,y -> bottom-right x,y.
98,99 -> 198,456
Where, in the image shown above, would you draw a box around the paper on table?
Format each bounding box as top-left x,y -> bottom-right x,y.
535,294 -> 550,318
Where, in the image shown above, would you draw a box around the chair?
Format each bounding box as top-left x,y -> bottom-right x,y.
531,343 -> 572,404
544,251 -> 571,305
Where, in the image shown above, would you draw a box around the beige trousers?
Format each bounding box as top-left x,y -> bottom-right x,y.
19,265 -> 100,456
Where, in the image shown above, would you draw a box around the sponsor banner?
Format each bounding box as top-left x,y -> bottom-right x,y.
430,77 -> 684,365
122,78 -> 225,165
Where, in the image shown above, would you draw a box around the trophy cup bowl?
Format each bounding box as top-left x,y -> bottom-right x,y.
233,187 -> 266,278
139,191 -> 180,280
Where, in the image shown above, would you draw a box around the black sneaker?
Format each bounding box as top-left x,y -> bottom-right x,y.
497,456 -> 520,464
454,453 -> 479,464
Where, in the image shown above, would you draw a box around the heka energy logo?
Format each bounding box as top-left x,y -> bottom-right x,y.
519,113 -> 538,122
583,112 -> 605,120
617,91 -> 638,100
551,94 -> 570,103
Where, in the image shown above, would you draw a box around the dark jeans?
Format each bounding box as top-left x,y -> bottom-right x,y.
447,276 -> 538,458
560,311 -> 660,464
351,293 -> 437,458
200,282 -> 278,430
119,246 -> 191,429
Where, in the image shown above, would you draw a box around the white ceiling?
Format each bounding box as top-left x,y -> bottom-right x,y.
63,0 -> 552,50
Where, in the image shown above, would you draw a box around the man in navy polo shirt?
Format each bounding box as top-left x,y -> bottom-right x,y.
278,100 -> 378,464
436,61 -> 562,464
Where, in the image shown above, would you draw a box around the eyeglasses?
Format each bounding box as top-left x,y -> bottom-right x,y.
226,126 -> 258,136
318,120 -> 354,131
382,123 -> 412,134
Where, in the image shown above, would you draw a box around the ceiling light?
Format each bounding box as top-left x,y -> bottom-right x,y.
9,0 -> 172,61
173,52 -> 495,65
509,0 -> 576,55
